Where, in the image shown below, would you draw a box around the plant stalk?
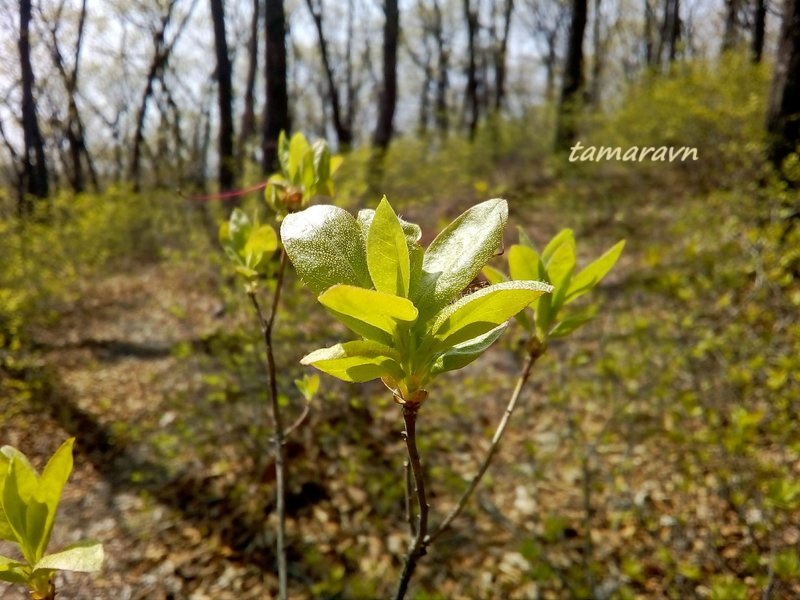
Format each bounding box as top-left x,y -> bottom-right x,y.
394,402 -> 430,600
427,338 -> 544,545
248,249 -> 289,600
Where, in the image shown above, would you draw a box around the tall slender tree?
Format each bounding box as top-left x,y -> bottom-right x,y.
210,0 -> 235,190
262,0 -> 290,172
305,0 -> 353,148
751,0 -> 767,63
554,0 -> 588,151
373,0 -> 400,149
464,0 -> 480,139
238,0 -> 259,171
18,0 -> 49,210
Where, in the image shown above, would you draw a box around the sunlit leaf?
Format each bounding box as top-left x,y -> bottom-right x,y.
244,225 -> 278,260
508,245 -> 542,282
541,228 -> 574,264
318,285 -> 417,344
481,265 -> 508,285
367,197 -> 411,297
0,555 -> 28,584
294,374 -> 320,402
430,323 -> 507,375
431,280 -> 552,348
548,311 -> 596,338
287,132 -> 311,183
301,341 -> 404,383
34,540 -> 103,573
565,240 -> 626,304
413,199 -> 508,319
3,459 -> 36,564
31,438 -> 74,562
281,205 -> 372,295
0,452 -> 14,543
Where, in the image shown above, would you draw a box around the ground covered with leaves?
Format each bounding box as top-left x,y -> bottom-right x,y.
2,61 -> 800,600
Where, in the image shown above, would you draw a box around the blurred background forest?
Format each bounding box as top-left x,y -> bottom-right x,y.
1,0 -> 800,598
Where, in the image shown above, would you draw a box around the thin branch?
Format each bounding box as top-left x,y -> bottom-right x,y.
427,338 -> 545,545
283,399 -> 311,439
394,402 -> 430,600
247,249 -> 289,600
404,458 -> 416,536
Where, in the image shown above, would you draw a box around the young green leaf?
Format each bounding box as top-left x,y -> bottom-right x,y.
287,132 -> 312,183
243,225 -> 278,260
367,197 -> 411,297
30,439 -> 74,562
541,228 -> 574,264
430,280 -> 552,348
412,199 -> 508,319
508,245 -> 542,282
3,459 -> 37,564
429,323 -> 508,376
318,285 -> 418,343
34,540 -> 103,573
565,240 -> 626,304
0,453 -> 15,543
294,374 -> 320,402
544,239 -> 576,311
548,311 -> 597,338
281,205 -> 372,295
301,341 -> 404,383
481,265 -> 508,285
0,555 -> 28,584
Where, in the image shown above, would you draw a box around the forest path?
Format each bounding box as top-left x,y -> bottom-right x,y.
2,261 -> 271,600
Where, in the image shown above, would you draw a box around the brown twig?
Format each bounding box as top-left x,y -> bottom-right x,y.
247,249 -> 289,600
427,338 -> 544,546
404,457 -> 416,536
394,402 -> 430,600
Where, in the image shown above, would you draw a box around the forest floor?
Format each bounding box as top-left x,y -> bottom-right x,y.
2,173 -> 799,600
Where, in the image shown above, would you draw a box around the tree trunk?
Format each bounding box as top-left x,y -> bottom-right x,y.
373,0 -> 400,150
493,0 -> 514,112
18,0 -> 49,210
262,0 -> 290,172
238,0 -> 259,172
751,0 -> 766,63
432,0 -> 449,134
722,0 -> 740,52
464,0 -> 480,140
305,0 -> 353,148
767,0 -> 800,173
555,0 -> 588,151
210,0 -> 236,190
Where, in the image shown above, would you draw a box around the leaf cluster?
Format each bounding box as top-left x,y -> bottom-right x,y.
281,197 -> 552,402
0,439 -> 103,598
266,132 -> 343,214
484,228 -> 624,342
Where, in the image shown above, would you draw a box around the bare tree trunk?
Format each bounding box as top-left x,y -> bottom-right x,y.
46,0 -> 96,193
644,0 -> 655,65
464,0 -> 480,140
432,0 -> 449,134
262,0 -> 290,172
130,0 -> 195,190
722,0 -> 740,52
210,0 -> 236,190
305,0 -> 353,148
493,0 -> 514,111
238,0 -> 259,172
767,0 -> 800,173
373,0 -> 400,150
751,0 -> 767,63
554,0 -> 588,151
589,0 -> 602,106
18,0 -> 49,210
